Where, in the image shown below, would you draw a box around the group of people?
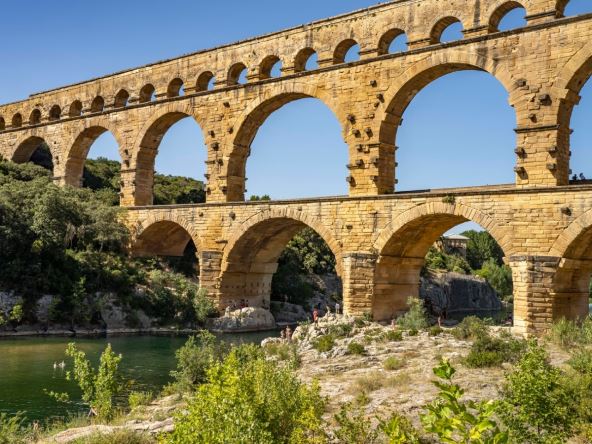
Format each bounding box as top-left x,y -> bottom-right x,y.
224,299 -> 250,316
280,325 -> 293,342
312,302 -> 341,324
572,173 -> 588,181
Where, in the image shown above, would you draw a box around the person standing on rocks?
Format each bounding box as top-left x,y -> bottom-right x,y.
335,302 -> 341,315
313,307 -> 319,325
286,326 -> 292,342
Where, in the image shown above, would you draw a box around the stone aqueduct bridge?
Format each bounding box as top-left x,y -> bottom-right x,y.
1,0 -> 592,334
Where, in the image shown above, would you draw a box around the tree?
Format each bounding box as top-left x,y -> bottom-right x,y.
462,230 -> 505,270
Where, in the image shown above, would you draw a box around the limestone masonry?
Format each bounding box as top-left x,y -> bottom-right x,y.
3,0 -> 592,334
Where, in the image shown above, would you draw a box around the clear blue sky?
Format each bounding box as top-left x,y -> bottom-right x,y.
1,0 -> 591,234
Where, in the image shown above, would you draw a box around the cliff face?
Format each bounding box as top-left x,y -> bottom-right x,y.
420,272 -> 502,314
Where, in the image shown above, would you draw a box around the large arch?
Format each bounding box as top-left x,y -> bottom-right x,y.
228,83 -> 345,201
11,135 -> 54,168
133,214 -> 202,257
219,210 -> 342,308
131,103 -> 208,206
377,51 -> 517,192
372,202 -> 509,321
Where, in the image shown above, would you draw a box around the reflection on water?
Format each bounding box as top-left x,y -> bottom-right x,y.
0,332 -> 275,423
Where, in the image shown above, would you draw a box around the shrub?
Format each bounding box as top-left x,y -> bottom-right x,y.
396,297 -> 428,331
383,356 -> 404,371
333,403 -> 380,444
312,334 -> 336,353
497,342 -> 576,443
475,259 -> 513,301
382,330 -> 403,342
347,342 -> 366,355
46,343 -> 125,419
0,412 -> 27,444
71,429 -> 156,444
548,317 -> 592,349
408,328 -> 419,337
451,316 -> 489,340
167,331 -> 226,393
428,325 -> 443,336
568,349 -> 592,375
263,342 -> 301,368
128,391 -> 154,410
380,413 -> 421,444
464,333 -> 527,368
328,322 -> 353,338
166,346 -> 327,444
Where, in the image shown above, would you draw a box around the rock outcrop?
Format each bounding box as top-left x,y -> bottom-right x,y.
208,307 -> 277,332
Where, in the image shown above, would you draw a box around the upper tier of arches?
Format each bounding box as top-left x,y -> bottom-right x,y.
1,0 -> 589,129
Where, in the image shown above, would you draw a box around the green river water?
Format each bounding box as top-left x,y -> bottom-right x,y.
0,332 -> 275,423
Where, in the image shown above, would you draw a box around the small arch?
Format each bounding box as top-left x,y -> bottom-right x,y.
133,218 -> 200,258
49,105 -> 61,121
12,113 -> 22,128
259,55 -> 282,80
557,0 -> 592,17
139,84 -> 156,103
196,71 -> 215,92
69,100 -> 83,117
114,89 -> 130,108
333,39 -> 359,64
489,1 -> 527,32
0,117 -> 6,131
430,17 -> 464,44
228,62 -> 248,86
167,78 -> 184,98
90,96 -> 105,113
12,135 -> 53,170
377,29 -> 407,55
294,48 -> 318,73
29,109 -> 41,125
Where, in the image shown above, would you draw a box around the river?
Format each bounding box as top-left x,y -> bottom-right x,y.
0,332 -> 275,423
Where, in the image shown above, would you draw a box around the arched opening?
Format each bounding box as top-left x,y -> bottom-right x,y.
0,117 -> 5,131
568,74 -> 592,182
133,220 -> 200,279
135,112 -> 207,206
11,113 -> 22,128
294,48 -> 318,73
167,78 -> 184,98
383,68 -> 515,191
221,217 -> 341,317
29,109 -> 41,125
12,136 -> 54,171
196,72 -> 215,92
114,89 -> 130,108
333,39 -> 360,64
49,105 -> 61,121
558,0 -> 592,17
139,84 -> 156,103
431,17 -> 464,43
259,56 -> 282,80
90,96 -> 105,113
489,2 -> 527,32
231,94 -> 347,201
375,212 -> 512,324
69,100 -> 83,117
378,29 -> 408,55
228,63 -> 248,86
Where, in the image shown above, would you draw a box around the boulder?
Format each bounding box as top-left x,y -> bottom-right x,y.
270,301 -> 309,323
208,307 -> 277,332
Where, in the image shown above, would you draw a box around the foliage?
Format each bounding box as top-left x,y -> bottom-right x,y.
333,403 -> 380,444
464,333 -> 527,368
452,316 -> 490,340
249,195 -> 271,201
263,342 -> 301,368
312,334 -> 336,353
568,348 -> 592,375
327,322 -> 353,338
383,356 -> 404,371
428,325 -> 443,336
475,259 -> 513,301
547,317 -> 592,349
462,230 -> 505,270
168,331 -> 226,393
48,343 -> 125,419
497,342 -> 575,443
420,359 -> 509,443
346,341 -> 366,355
382,329 -> 403,342
166,345 -> 327,444
0,412 -> 27,444
71,429 -> 156,444
379,413 -> 422,444
396,297 -> 428,331
425,247 -> 471,274
128,391 -> 154,410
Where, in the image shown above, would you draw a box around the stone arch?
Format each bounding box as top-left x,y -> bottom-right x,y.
430,16 -> 463,44
130,102 -> 208,206
167,78 -> 184,98
133,213 -> 203,257
90,96 -> 105,113
376,50 -> 517,193
114,89 -> 130,108
228,62 -> 248,86
293,47 -> 317,73
488,1 -> 527,32
220,209 -> 342,308
333,39 -> 359,64
377,28 -> 407,55
11,135 -> 54,166
371,202 -> 509,321
227,82 -> 345,201
139,84 -> 156,103
69,100 -> 83,117
259,55 -> 282,80
0,117 -> 5,131
196,71 -> 214,92
29,109 -> 41,125
12,113 -> 23,128
49,105 -> 62,121
62,120 -> 125,188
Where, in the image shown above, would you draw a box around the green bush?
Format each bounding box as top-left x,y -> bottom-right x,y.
408,328 -> 419,337
328,322 -> 353,339
263,342 -> 301,368
128,391 -> 154,410
475,259 -> 513,301
498,342 -> 576,443
396,297 -> 428,331
0,412 -> 27,444
548,317 -> 592,349
166,345 -> 327,444
568,348 -> 592,375
71,429 -> 156,444
383,356 -> 404,371
347,342 -> 366,355
428,325 -> 443,336
464,333 -> 527,368
333,403 -> 380,444
382,330 -> 403,342
451,316 -> 489,340
379,413 -> 421,444
312,334 -> 336,353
